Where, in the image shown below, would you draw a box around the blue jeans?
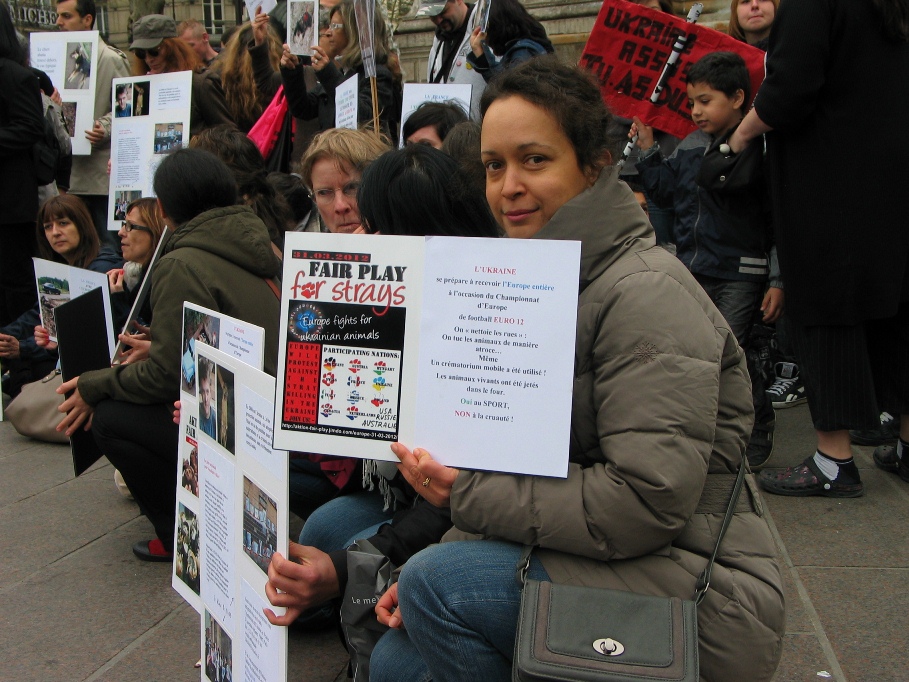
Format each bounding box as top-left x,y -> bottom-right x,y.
370,541 -> 549,682
294,490 -> 395,629
298,490 -> 394,550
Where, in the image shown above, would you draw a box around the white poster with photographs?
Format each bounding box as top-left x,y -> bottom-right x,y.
398,83 -> 472,147
108,71 -> 192,232
172,303 -> 266,613
32,257 -> 115,354
287,0 -> 317,56
197,343 -> 289,682
29,30 -> 99,156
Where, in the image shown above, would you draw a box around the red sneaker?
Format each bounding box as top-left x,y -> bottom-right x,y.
132,538 -> 173,562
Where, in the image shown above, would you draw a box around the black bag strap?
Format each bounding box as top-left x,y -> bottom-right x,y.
693,451 -> 747,605
516,451 -> 749,608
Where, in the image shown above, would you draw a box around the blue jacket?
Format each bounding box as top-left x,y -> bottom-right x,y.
636,130 -> 773,283
466,38 -> 551,83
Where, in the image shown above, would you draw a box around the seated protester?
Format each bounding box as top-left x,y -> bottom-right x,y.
466,0 -> 553,82
276,129 -> 389,523
106,197 -> 167,367
206,10 -> 283,134
278,0 -> 398,136
56,149 -> 281,562
440,120 -> 485,202
401,100 -> 468,149
108,197 -> 167,316
0,194 -> 123,397
297,127 -> 391,234
263,144 -> 500,643
189,125 -> 290,252
129,15 -> 234,137
369,56 -> 784,682
266,171 -> 320,233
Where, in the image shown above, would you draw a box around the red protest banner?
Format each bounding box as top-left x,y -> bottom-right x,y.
580,0 -> 766,139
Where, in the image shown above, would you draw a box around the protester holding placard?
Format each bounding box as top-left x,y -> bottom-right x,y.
1,195 -> 122,398
207,11 -> 283,133
296,126 -> 390,234
633,52 -> 778,469
466,0 -> 553,82
129,15 -> 234,137
369,56 -> 784,682
278,0 -> 397,135
53,0 -> 130,243
55,149 -> 281,562
417,0 -> 487,117
107,197 -> 166,326
263,146 -> 499,668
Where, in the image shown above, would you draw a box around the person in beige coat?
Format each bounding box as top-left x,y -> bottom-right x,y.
370,57 -> 785,682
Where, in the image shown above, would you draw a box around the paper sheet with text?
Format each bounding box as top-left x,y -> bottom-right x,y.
274,233 -> 579,477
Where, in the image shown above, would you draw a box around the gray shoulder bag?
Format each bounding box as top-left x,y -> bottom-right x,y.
513,455 -> 747,682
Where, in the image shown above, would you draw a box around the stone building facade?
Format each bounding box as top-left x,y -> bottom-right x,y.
12,0 -> 731,67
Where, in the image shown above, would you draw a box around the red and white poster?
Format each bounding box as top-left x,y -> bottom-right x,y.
580,0 -> 765,139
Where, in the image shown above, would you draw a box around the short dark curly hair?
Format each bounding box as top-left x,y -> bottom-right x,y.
479,55 -> 614,172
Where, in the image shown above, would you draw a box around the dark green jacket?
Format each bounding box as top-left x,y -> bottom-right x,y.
80,206 -> 281,405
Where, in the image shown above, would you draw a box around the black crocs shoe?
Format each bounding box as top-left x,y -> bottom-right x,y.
872,445 -> 909,483
758,456 -> 864,498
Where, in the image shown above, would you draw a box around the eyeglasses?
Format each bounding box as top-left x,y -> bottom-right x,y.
314,182 -> 360,204
121,221 -> 153,234
328,22 -> 344,31
133,47 -> 161,60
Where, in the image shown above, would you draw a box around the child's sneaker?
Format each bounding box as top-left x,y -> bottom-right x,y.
765,362 -> 807,408
850,412 -> 899,446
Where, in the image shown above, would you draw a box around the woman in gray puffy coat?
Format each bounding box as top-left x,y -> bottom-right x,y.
369,57 -> 785,682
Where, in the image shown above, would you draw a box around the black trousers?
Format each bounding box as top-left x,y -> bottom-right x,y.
0,224 -> 38,327
789,302 -> 909,431
92,400 -> 179,546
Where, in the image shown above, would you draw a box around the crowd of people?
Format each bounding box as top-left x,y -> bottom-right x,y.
2,0 -> 908,680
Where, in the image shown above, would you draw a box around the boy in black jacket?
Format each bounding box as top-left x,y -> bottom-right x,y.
633,51 -> 781,467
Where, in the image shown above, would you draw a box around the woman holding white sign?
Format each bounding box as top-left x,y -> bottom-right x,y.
278,0 -> 398,135
369,56 -> 785,681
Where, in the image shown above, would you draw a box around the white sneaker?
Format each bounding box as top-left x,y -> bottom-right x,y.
114,469 -> 134,500
765,362 -> 807,409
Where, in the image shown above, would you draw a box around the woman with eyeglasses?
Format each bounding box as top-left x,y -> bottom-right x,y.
0,194 -> 123,398
129,15 -> 233,137
277,0 -> 399,136
297,127 -> 391,233
104,198 -> 167,366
